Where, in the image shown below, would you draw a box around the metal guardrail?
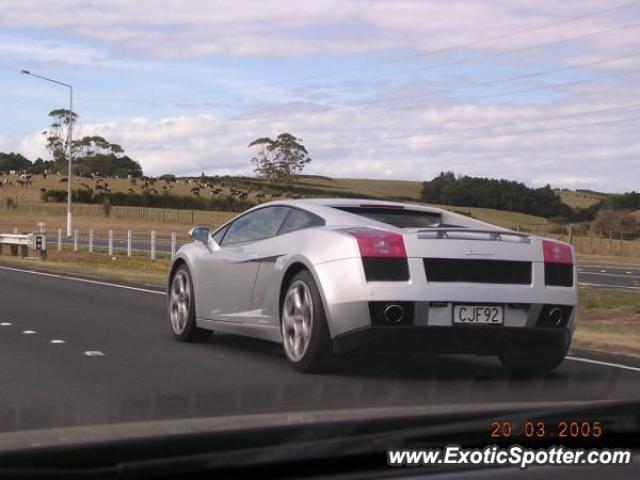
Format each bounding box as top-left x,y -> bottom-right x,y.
0,233 -> 47,260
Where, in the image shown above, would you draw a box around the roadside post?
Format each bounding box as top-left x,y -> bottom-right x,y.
89,229 -> 94,253
171,232 -> 176,261
73,229 -> 78,251
35,233 -> 47,260
127,230 -> 132,257
568,225 -> 573,245
609,230 -> 613,254
151,230 -> 156,260
57,228 -> 62,251
108,230 -> 113,256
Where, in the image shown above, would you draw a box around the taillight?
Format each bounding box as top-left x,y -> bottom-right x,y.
542,240 -> 573,264
343,228 -> 407,258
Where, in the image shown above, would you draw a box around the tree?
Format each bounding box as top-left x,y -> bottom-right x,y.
421,171 -> 574,220
30,157 -> 55,174
43,109 -> 142,178
592,209 -> 638,237
249,133 -> 311,183
0,152 -> 32,172
45,108 -> 77,166
71,136 -> 142,177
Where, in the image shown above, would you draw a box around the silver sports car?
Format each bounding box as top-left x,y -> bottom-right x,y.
167,198 -> 577,376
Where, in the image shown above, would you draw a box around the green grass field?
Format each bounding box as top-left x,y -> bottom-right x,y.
574,287 -> 640,357
297,175 -> 424,200
555,189 -> 607,209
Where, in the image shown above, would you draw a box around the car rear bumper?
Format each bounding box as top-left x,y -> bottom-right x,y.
332,325 -> 572,355
313,257 -> 578,338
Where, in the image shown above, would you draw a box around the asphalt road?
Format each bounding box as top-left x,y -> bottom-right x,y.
0,266 -> 639,434
578,265 -> 640,289
57,235 -> 640,289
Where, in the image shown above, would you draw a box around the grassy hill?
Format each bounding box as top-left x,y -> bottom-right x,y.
555,189 -> 608,209
296,175 -> 423,200
302,177 -> 609,214
0,172 -> 550,233
441,206 -> 548,231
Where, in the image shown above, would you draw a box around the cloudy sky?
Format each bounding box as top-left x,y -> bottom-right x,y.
1,0 -> 639,192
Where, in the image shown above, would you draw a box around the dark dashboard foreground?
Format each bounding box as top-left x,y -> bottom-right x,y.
0,400 -> 639,479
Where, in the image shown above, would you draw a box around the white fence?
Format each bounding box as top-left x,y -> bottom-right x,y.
2,223 -> 188,261
51,228 -> 182,260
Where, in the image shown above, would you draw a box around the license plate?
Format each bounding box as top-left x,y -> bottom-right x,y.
453,305 -> 504,325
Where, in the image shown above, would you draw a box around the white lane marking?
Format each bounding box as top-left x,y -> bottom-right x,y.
600,270 -> 607,273
0,266 -> 165,295
83,350 -> 105,357
580,271 -> 640,278
50,339 -> 65,344
0,322 -> 12,327
627,271 -> 633,274
22,330 -> 37,335
580,265 -> 640,271
567,356 -> 640,373
579,282 -> 640,290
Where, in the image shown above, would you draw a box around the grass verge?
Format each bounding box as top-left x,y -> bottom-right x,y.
573,287 -> 640,357
0,248 -> 168,288
576,254 -> 640,268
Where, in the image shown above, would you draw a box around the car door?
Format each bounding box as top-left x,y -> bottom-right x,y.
248,207 -> 325,326
195,206 -> 289,322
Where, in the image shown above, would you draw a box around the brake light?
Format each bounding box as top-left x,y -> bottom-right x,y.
543,240 -> 573,265
344,228 -> 407,258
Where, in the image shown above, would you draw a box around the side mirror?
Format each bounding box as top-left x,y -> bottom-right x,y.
188,226 -> 210,244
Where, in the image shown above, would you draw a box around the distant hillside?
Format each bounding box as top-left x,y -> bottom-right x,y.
295,175 -> 423,200
299,175 -> 611,214
555,189 -> 608,209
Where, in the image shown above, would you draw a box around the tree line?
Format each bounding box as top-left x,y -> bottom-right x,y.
0,148 -> 142,178
421,172 -> 574,219
421,172 -> 639,222
0,108 -> 142,178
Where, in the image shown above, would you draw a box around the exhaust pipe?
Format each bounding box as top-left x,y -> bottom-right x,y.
383,304 -> 405,324
547,307 -> 563,326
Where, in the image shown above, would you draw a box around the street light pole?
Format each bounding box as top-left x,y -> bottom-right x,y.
21,70 -> 74,236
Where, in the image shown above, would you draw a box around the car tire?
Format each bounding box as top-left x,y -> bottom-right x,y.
498,337 -> 570,377
168,264 -> 212,342
281,270 -> 331,373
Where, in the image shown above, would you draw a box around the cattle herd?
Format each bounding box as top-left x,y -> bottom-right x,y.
0,171 -> 300,203
0,172 -> 34,188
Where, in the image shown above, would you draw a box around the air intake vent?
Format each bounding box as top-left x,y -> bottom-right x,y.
363,258 -> 409,281
424,258 -> 532,284
545,264 -> 574,287
362,258 -> 409,282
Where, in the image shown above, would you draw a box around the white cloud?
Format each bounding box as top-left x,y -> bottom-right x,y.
12,95 -> 638,191
4,1 -> 640,192
18,131 -> 49,160
1,0 -> 638,60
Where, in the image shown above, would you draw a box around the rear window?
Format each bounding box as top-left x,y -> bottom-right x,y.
334,206 -> 443,228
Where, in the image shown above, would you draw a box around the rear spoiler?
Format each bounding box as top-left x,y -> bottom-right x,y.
416,228 -> 531,243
